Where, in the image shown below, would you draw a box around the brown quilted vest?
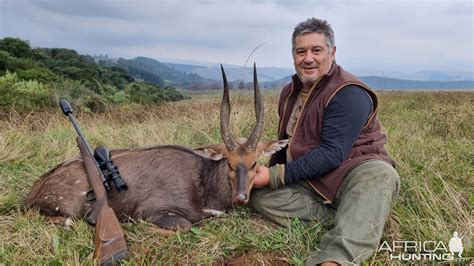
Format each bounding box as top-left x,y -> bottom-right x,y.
269,63 -> 395,203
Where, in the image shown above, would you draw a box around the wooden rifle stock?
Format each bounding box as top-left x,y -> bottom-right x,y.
77,137 -> 130,265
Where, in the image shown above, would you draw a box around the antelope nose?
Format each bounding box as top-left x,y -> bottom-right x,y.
236,193 -> 247,203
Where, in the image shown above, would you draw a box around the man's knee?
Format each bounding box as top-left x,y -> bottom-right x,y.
345,160 -> 400,200
375,161 -> 400,200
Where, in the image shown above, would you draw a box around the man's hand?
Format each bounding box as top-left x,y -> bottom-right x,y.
254,165 -> 270,188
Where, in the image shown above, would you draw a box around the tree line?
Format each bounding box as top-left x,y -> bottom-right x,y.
0,37 -> 188,113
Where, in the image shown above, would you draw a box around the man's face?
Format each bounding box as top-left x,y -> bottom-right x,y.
293,32 -> 336,89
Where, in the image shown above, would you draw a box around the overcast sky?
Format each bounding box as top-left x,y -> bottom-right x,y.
0,0 -> 473,73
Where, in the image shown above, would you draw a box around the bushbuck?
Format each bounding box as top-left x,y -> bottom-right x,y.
25,64 -> 288,232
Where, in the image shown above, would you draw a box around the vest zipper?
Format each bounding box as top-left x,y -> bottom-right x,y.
283,84 -> 333,204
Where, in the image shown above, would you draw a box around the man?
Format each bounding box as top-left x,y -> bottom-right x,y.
251,18 -> 400,265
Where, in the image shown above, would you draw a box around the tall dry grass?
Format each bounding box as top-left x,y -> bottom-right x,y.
0,90 -> 472,264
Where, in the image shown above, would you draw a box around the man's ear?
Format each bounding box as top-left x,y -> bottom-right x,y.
257,139 -> 289,157
193,143 -> 228,161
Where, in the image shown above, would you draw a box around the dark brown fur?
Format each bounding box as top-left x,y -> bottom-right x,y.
25,145 -> 232,231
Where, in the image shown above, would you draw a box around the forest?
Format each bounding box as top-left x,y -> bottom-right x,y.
0,37 -> 187,113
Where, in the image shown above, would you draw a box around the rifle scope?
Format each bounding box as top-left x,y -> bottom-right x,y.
94,146 -> 128,192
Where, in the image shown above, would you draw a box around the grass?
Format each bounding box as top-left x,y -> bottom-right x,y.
0,90 -> 472,265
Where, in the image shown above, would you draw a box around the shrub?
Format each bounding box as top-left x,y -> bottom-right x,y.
49,78 -> 107,112
17,67 -> 57,83
124,81 -> 163,104
0,72 -> 53,112
109,90 -> 130,105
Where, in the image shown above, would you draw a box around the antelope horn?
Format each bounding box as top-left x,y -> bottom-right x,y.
220,64 -> 238,151
245,62 -> 264,150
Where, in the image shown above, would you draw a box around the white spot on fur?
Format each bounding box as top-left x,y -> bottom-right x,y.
75,180 -> 80,184
65,217 -> 73,227
203,209 -> 225,216
44,196 -> 48,200
55,207 -> 60,212
59,196 -> 63,200
80,191 -> 87,195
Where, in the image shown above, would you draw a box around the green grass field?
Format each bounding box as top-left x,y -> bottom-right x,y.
0,90 -> 472,265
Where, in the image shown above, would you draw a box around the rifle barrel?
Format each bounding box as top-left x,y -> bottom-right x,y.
60,99 -> 110,191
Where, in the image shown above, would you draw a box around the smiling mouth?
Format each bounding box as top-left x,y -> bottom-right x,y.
302,67 -> 317,73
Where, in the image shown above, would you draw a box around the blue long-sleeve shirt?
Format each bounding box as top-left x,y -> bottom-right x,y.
283,85 -> 372,184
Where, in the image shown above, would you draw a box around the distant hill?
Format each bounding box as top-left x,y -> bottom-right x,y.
263,75 -> 474,90
360,76 -> 474,90
97,56 -> 209,87
165,63 -> 294,83
162,62 -> 207,73
115,57 -> 166,87
352,69 -> 474,82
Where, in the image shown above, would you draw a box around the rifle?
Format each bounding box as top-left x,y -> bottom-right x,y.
60,99 -> 130,265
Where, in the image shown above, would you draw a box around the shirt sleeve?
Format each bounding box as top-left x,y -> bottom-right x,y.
282,85 -> 372,185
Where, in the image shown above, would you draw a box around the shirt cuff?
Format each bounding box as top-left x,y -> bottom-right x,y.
269,164 -> 285,189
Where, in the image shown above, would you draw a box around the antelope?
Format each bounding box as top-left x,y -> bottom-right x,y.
25,64 -> 288,232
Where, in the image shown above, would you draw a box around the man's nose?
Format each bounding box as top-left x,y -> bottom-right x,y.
303,53 -> 314,64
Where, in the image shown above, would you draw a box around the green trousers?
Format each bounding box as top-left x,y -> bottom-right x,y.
250,160 -> 400,265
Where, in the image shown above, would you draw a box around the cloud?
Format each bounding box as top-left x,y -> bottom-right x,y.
0,0 -> 472,72
32,0 -> 131,19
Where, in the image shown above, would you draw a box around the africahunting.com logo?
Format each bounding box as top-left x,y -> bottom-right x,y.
378,231 -> 470,262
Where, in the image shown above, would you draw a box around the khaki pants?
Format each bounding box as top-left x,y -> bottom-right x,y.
250,160 -> 400,265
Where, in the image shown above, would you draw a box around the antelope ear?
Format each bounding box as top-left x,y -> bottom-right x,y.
257,139 -> 289,157
193,143 -> 228,161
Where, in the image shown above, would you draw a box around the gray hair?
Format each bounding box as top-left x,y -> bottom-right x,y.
292,18 -> 335,52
